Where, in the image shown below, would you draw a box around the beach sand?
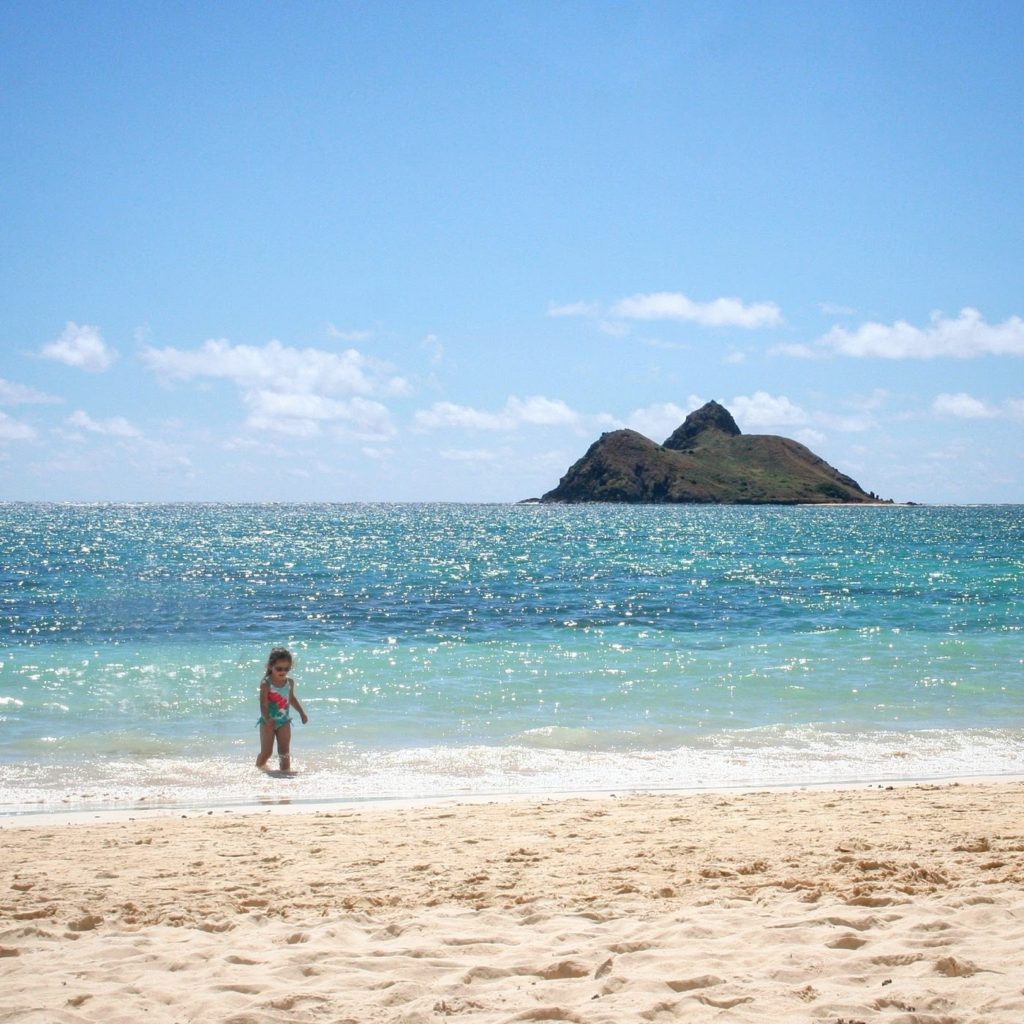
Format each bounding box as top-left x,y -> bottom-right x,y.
3,781 -> 1024,1023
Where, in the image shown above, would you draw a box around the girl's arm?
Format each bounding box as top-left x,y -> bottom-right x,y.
289,681 -> 308,724
259,680 -> 269,719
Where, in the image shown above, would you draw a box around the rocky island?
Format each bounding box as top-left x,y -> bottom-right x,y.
536,400 -> 887,504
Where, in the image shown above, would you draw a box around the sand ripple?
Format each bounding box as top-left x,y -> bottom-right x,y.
3,781 -> 1024,1022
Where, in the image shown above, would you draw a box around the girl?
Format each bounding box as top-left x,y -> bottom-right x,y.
256,646 -> 308,772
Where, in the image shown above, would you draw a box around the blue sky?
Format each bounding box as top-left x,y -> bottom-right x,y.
2,1 -> 1022,502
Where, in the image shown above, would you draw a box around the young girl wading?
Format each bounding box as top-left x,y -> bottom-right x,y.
256,647 -> 308,772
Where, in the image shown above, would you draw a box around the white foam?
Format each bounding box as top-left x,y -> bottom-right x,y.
2,725 -> 1022,817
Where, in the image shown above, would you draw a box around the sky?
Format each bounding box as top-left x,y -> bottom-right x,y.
2,0 -> 1023,503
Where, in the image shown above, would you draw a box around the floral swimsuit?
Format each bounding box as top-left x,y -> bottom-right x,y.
258,676 -> 293,731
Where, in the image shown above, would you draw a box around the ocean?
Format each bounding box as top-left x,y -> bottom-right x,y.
1,502 -> 1021,815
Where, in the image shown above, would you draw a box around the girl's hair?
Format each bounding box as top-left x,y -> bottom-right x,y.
265,646 -> 293,676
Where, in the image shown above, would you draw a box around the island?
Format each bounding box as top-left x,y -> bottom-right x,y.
534,400 -> 888,504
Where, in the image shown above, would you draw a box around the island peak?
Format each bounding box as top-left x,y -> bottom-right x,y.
663,400 -> 741,450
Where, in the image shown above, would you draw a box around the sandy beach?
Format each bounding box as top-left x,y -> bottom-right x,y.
2,781 -> 1023,1023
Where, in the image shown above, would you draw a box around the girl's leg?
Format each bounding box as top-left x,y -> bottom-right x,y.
256,722 -> 275,768
275,723 -> 293,772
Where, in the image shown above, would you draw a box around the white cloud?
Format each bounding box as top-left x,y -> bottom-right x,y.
40,322 -> 117,372
817,308 -> 1024,359
549,292 -> 782,329
724,350 -> 747,364
931,392 -> 998,419
414,402 -> 508,431
142,338 -> 403,440
547,301 -> 600,318
509,396 -> 579,426
624,398 -> 704,441
0,378 -> 62,405
794,428 -> 828,447
726,392 -> 882,435
66,410 -> 141,437
245,391 -> 396,440
611,292 -> 783,328
598,320 -> 632,337
414,395 -> 580,433
250,392 -> 345,421
0,411 -> 36,441
729,391 -> 808,430
142,338 -> 386,395
327,324 -> 374,343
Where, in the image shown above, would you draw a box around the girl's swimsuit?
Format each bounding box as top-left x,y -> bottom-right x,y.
258,677 -> 293,730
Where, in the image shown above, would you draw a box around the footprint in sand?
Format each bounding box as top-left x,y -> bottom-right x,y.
13,907 -> 56,921
607,941 -> 653,953
870,953 -> 924,967
640,999 -> 682,1020
463,964 -> 514,982
696,994 -> 754,1009
872,996 -> 918,1012
67,913 -> 102,932
822,914 -> 884,931
666,975 -> 724,992
844,895 -> 895,907
535,960 -> 590,980
934,956 -> 981,977
507,1009 -> 586,1023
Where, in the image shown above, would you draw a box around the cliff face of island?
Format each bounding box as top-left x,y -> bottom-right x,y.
538,400 -> 886,505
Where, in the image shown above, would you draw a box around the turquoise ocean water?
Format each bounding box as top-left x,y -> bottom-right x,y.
1,503 -> 1021,815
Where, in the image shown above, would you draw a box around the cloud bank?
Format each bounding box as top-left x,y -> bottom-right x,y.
784,309 -> 1024,359
414,396 -> 580,432
142,339 -> 402,439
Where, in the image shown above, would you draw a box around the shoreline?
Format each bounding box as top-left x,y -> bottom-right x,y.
4,769 -> 1023,829
6,722 -> 1023,824
3,777 -> 1023,1022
